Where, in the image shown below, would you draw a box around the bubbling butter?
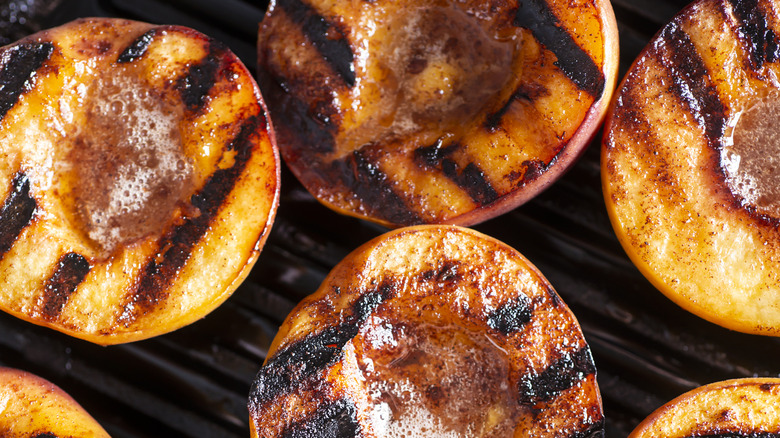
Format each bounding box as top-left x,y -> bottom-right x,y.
358,318 -> 518,438
63,67 -> 195,256
723,92 -> 780,217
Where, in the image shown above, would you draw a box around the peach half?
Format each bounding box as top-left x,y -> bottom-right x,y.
248,225 -> 603,437
0,367 -> 109,437
0,18 -> 279,344
629,378 -> 780,438
257,0 -> 619,227
603,0 -> 780,335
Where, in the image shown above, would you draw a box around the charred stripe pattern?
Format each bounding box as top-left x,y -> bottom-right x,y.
728,0 -> 780,70
0,42 -> 54,121
277,0 -> 355,87
41,253 -> 91,322
282,399 -> 361,438
513,0 -> 604,97
0,173 -> 37,260
121,113 -> 267,324
333,150 -> 423,225
654,21 -> 726,149
518,346 -> 597,405
116,29 -> 157,63
414,140 -> 499,205
249,284 -> 393,406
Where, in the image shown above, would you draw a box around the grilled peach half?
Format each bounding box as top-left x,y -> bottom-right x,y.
602,0 -> 780,335
0,18 -> 279,344
257,0 -> 619,227
629,378 -> 780,438
249,225 -> 603,438
0,367 -> 109,437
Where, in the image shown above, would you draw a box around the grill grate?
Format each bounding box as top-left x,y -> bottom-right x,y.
2,0 -> 780,437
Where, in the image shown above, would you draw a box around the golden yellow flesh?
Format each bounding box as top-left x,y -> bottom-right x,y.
602,0 -> 780,335
258,0 -> 618,226
630,379 -> 780,438
0,367 -> 109,438
0,18 -> 280,344
250,225 -> 603,438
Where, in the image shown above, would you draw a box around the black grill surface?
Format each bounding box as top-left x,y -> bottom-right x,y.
2,0 -> 780,437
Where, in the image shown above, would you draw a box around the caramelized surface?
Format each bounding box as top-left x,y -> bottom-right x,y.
602,0 -> 780,335
63,64 -> 194,256
0,18 -> 280,344
359,318 -> 518,437
249,226 -> 603,438
258,0 -> 618,226
629,379 -> 780,438
0,367 -> 109,437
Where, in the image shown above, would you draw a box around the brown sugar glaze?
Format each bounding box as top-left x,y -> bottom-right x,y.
61,63 -> 195,258
355,315 -> 518,438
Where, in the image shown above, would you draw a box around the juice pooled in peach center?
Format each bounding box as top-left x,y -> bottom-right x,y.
722,92 -> 780,218
356,317 -> 519,438
61,66 -> 196,257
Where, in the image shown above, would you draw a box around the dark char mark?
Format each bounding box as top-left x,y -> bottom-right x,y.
484,83 -> 549,132
176,41 -> 228,111
41,253 -> 90,322
518,346 -> 596,405
656,21 -> 726,149
121,114 -> 266,324
282,399 -> 361,438
277,0 -> 355,87
414,140 -> 499,205
571,420 -> 606,438
0,173 -> 37,260
0,42 -> 53,121
514,0 -> 604,97
33,434 -> 58,438
335,149 -> 423,225
249,283 -> 394,407
487,295 -> 533,335
728,0 -> 780,70
116,29 -> 157,63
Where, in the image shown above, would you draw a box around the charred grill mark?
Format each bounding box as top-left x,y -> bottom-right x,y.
0,173 -> 37,260
728,0 -> 780,70
250,283 -> 392,407
277,0 -> 355,87
487,295 -> 533,334
177,41 -> 227,111
116,29 -> 157,63
420,260 -> 461,283
41,253 -> 90,322
121,114 -> 265,324
656,22 -> 726,149
513,0 -> 604,97
571,419 -> 606,438
334,150 -> 422,225
414,140 -> 499,205
33,434 -> 58,438
484,83 -> 550,132
266,77 -> 338,154
0,42 -> 54,121
282,399 -> 361,438
518,346 -> 596,405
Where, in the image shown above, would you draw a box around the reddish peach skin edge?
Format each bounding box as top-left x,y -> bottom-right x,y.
449,0 -> 620,227
628,378 -> 780,437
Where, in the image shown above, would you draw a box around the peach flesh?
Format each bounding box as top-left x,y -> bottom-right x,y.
358,317 -> 518,437
723,93 -> 780,217
62,65 -> 195,257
